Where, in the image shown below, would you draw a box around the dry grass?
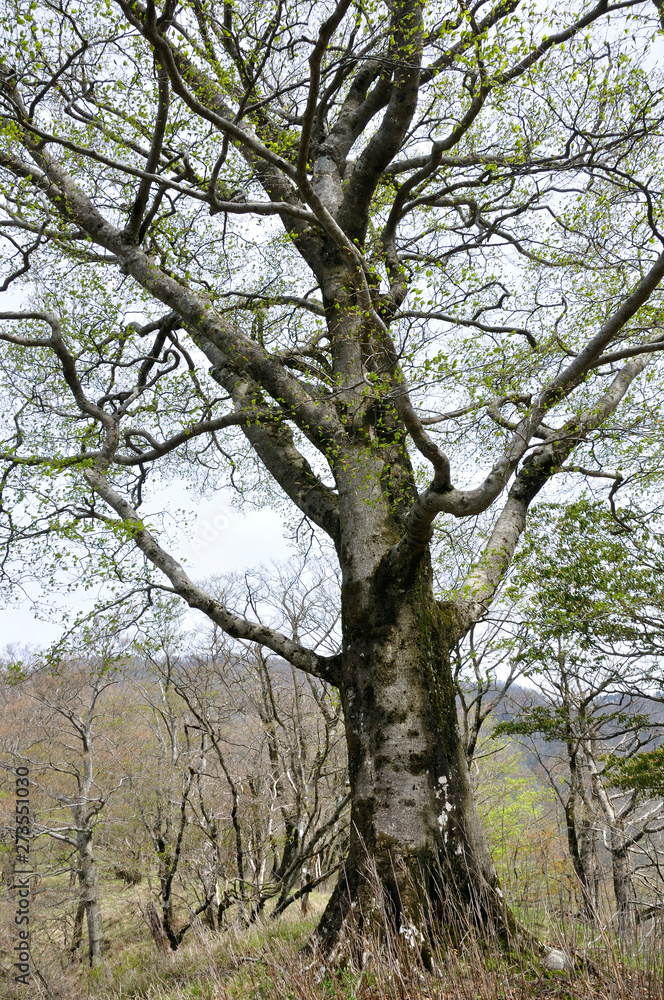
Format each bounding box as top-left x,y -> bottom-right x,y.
4,887 -> 664,1000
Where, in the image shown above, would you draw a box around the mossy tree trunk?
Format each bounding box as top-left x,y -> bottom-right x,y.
611,842 -> 637,937
576,817 -> 599,923
317,573 -> 504,952
313,433 -> 509,952
564,800 -> 599,923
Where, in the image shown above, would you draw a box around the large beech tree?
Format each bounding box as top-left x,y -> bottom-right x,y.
1,0 -> 664,952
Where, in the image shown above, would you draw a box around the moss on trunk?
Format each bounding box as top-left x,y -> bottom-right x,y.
315,557 -> 507,956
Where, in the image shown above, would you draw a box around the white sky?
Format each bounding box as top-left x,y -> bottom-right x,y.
0,488 -> 292,650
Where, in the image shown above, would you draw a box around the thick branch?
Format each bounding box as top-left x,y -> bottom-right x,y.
391,386 -> 452,489
4,148 -> 341,450
84,467 -> 340,685
124,66 -> 170,242
458,349 -> 654,631
337,0 -> 424,243
200,349 -> 341,543
297,0 -> 354,185
390,245 -> 664,565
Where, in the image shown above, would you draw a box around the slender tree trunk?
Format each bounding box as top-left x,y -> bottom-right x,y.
316,556 -> 505,954
301,865 -> 311,916
564,804 -> 597,922
611,842 -> 636,937
68,897 -> 86,963
588,753 -> 637,936
577,818 -> 599,922
148,901 -> 170,953
76,827 -> 103,965
202,876 -> 219,931
158,853 -> 178,950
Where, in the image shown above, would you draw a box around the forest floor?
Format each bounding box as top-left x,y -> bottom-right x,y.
3,890 -> 664,1000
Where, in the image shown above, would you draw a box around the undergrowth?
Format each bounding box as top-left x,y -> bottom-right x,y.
4,890 -> 664,1000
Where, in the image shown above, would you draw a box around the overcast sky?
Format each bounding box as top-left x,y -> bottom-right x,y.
0,273 -> 300,653
0,487 -> 292,650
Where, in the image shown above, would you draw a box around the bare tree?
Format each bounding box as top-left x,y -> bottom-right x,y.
497,663 -> 664,933
453,614 -> 525,765
0,658 -> 124,965
179,645 -> 350,923
139,568 -> 349,930
122,650 -> 213,951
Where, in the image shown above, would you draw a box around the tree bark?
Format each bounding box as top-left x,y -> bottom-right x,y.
577,818 -> 599,923
158,849 -> 178,950
148,901 -> 170,954
68,896 -> 86,963
564,802 -> 598,923
316,552 -> 505,955
76,824 -> 104,965
611,843 -> 636,937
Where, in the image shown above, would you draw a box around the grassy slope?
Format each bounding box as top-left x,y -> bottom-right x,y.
2,885 -> 663,1000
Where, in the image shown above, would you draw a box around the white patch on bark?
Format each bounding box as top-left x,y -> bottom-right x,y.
542,948 -> 573,972
400,922 -> 424,947
312,156 -> 343,215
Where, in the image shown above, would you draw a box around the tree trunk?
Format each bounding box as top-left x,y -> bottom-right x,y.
148,901 -> 170,954
77,827 -> 103,965
68,897 -> 86,963
564,804 -> 598,922
316,556 -> 505,955
611,843 -> 636,937
159,857 -> 178,951
301,865 -> 311,916
577,818 -> 599,922
201,877 -> 219,931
